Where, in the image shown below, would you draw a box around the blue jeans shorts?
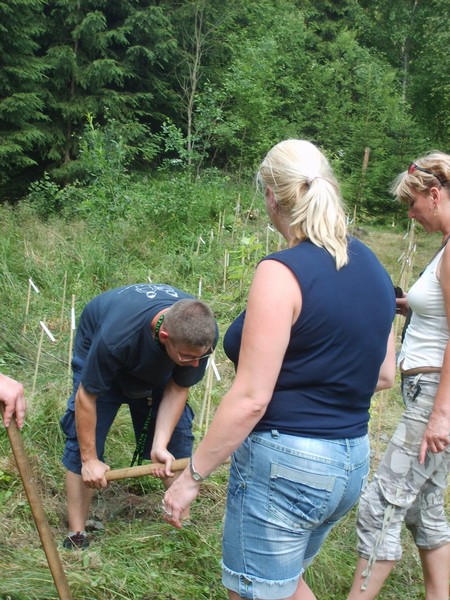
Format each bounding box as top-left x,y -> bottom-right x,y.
222,430 -> 370,600
61,355 -> 194,474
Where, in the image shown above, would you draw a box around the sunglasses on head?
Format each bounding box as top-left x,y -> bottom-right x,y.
408,163 -> 448,187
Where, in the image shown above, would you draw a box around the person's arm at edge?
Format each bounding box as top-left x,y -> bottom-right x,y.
163,260 -> 301,526
75,382 -> 110,488
419,243 -> 450,463
0,373 -> 26,429
374,327 -> 396,392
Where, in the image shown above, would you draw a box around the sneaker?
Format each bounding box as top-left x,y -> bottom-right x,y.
62,532 -> 90,550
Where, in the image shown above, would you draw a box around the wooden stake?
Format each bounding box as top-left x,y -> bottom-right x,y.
223,250 -> 229,291
198,359 -> 214,431
394,220 -> 416,343
32,327 -> 44,399
32,321 -> 56,399
232,195 -> 241,241
195,236 -> 205,256
23,278 -> 39,334
60,271 -> 67,332
0,404 -> 73,599
217,211 -> 222,239
67,296 -> 75,377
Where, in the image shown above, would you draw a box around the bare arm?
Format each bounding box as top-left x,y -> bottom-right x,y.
75,382 -> 110,488
419,244 -> 450,463
163,260 -> 302,526
0,373 -> 26,429
374,327 -> 396,392
150,378 -> 189,477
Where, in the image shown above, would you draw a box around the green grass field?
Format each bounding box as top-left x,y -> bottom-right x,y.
0,193 -> 446,599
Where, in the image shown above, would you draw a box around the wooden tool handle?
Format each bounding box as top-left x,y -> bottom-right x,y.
1,403 -> 73,599
105,457 -> 190,481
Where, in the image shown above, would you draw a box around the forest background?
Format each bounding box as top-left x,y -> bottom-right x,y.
1,0 -> 449,214
0,0 -> 449,599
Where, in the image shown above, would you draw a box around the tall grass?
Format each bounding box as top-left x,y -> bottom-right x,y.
0,181 -> 445,599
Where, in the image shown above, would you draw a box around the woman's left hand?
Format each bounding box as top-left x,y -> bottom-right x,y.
161,469 -> 201,528
419,411 -> 450,463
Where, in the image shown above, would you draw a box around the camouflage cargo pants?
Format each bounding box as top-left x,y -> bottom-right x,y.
356,373 -> 450,565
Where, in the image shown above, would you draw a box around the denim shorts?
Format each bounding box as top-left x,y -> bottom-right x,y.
356,373 -> 450,564
222,430 -> 370,599
61,355 -> 195,474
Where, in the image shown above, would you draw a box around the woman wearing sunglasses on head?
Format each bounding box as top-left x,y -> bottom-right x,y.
348,152 -> 450,600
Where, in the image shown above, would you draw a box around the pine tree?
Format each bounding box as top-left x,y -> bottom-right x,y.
42,0 -> 177,179
0,0 -> 47,198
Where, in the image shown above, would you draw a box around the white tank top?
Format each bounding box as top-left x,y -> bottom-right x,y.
398,246 -> 448,370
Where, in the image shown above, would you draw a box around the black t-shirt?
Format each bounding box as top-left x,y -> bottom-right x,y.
74,284 -> 214,398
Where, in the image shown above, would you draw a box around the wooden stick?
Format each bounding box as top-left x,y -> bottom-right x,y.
60,271 -> 67,332
198,358 -> 214,431
105,457 -> 230,482
67,296 -> 75,376
31,327 -> 45,399
32,321 -> 55,399
232,195 -> 240,241
223,250 -> 228,291
0,404 -> 73,599
106,458 -> 190,481
23,279 -> 32,334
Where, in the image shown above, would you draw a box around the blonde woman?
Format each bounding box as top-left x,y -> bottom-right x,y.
164,140 -> 396,600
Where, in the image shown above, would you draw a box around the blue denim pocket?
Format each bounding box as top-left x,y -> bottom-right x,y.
268,462 -> 335,530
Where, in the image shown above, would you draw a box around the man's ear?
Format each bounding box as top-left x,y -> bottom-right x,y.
159,329 -> 169,343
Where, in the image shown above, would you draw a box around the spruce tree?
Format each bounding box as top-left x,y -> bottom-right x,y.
0,0 -> 47,199
42,0 -> 177,180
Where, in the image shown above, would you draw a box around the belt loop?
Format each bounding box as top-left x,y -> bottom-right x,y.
413,373 -> 423,386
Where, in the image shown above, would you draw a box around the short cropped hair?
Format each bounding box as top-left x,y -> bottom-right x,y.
164,299 -> 216,349
256,139 -> 348,269
391,151 -> 450,203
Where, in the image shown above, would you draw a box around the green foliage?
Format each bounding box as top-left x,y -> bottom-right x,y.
1,0 -> 448,217
0,0 -> 47,194
25,173 -> 63,219
41,0 -> 175,175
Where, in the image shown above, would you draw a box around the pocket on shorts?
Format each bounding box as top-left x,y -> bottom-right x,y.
267,462 -> 335,530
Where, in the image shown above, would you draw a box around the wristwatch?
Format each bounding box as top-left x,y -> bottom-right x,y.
189,456 -> 206,482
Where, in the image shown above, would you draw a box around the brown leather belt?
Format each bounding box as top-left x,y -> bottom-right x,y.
400,366 -> 441,376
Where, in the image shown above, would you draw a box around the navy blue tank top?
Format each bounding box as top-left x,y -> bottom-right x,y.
223,237 -> 395,439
